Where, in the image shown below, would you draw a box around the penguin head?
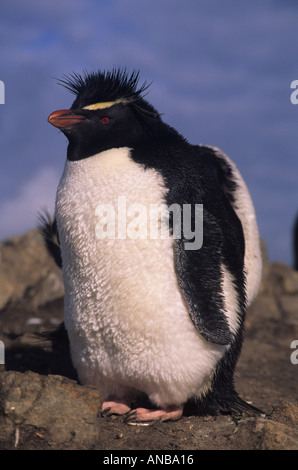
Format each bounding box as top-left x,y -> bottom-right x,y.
48,69 -> 163,161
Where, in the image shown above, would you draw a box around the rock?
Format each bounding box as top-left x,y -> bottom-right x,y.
252,415 -> 298,450
228,402 -> 298,450
234,416 -> 298,450
267,261 -> 298,295
279,296 -> 298,332
258,238 -> 271,295
0,370 -> 102,449
270,402 -> 298,426
0,230 -> 64,311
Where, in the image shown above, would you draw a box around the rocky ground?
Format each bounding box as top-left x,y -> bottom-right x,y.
0,229 -> 297,450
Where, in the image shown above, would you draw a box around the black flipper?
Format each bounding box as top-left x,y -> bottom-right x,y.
167,146 -> 246,346
173,215 -> 232,345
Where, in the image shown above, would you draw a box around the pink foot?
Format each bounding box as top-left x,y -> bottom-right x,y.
101,399 -> 131,417
125,405 -> 183,425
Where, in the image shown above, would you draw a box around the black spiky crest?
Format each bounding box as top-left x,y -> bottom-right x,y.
57,68 -> 152,110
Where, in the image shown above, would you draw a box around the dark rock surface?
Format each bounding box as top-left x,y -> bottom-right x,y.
0,231 -> 297,450
0,230 -> 64,311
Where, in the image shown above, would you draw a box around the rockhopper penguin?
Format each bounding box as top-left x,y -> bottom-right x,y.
46,68 -> 262,424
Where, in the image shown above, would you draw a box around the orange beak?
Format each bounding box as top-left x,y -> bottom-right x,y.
48,109 -> 85,128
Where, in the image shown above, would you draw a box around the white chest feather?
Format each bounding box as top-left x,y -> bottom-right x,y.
55,147 -> 225,407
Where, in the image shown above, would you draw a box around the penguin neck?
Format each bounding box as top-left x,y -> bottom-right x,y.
67,140 -> 113,161
66,120 -> 187,163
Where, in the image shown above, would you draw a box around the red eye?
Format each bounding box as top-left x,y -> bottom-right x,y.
100,117 -> 110,125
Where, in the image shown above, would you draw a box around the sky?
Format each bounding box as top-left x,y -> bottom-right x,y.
0,0 -> 298,266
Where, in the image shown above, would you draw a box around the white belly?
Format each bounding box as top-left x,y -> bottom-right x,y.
55,147 -> 225,407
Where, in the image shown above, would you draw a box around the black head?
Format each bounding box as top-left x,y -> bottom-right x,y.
48,68 -> 165,161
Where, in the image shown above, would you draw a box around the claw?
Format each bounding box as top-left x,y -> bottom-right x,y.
101,399 -> 131,417
125,410 -> 156,426
101,406 -> 112,418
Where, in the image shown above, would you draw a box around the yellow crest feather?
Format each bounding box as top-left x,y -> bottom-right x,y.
83,98 -> 128,110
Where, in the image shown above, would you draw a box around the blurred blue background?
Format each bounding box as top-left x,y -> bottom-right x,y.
0,0 -> 298,265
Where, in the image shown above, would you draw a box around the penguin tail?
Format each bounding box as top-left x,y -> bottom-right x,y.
188,389 -> 263,418
217,392 -> 264,417
37,209 -> 62,269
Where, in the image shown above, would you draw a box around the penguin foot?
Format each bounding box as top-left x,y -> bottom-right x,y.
125,405 -> 183,426
101,399 -> 131,417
